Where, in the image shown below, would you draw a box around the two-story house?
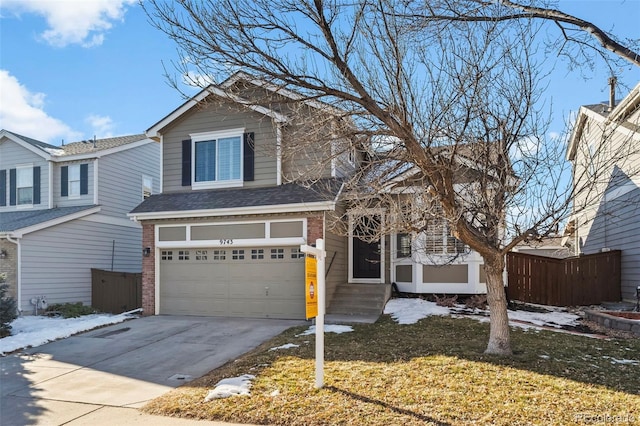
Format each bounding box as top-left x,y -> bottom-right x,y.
0,130 -> 160,314
129,73 -> 488,320
565,81 -> 640,302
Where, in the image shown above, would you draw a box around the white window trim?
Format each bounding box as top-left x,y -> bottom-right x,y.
67,163 -> 81,199
190,128 -> 245,190
16,164 -> 34,208
142,174 -> 153,199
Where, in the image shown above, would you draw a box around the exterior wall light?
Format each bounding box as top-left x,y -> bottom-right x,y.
143,247 -> 151,257
0,250 -> 7,259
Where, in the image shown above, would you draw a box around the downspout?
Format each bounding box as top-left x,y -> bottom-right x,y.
276,125 -> 282,186
3,236 -> 21,313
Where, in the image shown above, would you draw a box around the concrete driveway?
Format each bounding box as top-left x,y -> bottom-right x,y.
0,316 -> 304,425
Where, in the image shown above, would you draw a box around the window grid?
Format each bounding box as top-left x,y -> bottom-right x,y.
270,248 -> 285,259
251,249 -> 264,260
161,251 -> 173,261
195,250 -> 208,261
213,250 -> 226,260
290,248 -> 305,259
232,249 -> 245,260
178,250 -> 190,260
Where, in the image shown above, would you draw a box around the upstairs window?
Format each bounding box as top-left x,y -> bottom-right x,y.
192,129 -> 243,189
143,175 -> 153,199
16,166 -> 33,205
61,164 -> 88,197
68,164 -> 81,198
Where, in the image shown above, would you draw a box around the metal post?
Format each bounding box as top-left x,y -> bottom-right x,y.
315,238 -> 325,389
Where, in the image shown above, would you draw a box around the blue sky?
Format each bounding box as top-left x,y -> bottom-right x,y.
0,0 -> 639,146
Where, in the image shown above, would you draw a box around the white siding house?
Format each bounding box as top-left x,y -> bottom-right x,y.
0,130 -> 160,314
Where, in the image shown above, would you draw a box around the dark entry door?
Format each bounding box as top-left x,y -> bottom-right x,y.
352,237 -> 381,279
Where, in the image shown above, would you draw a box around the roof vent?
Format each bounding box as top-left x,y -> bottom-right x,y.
609,76 -> 617,111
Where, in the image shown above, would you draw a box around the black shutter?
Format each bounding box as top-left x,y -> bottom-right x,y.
0,170 -> 6,206
61,166 -> 68,197
33,166 -> 41,204
80,164 -> 89,195
9,169 -> 16,206
243,132 -> 255,182
182,139 -> 192,186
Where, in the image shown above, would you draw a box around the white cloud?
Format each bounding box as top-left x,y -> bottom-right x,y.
0,69 -> 81,144
1,0 -> 136,47
86,114 -> 115,138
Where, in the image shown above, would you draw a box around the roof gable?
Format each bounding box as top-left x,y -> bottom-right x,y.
0,129 -> 58,160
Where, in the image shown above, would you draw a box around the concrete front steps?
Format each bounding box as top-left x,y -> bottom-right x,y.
327,283 -> 392,317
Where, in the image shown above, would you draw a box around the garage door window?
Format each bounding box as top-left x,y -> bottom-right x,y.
195,250 -> 208,260
213,250 -> 226,260
232,249 -> 245,260
162,250 -> 173,260
291,248 -> 304,259
178,250 -> 190,260
251,249 -> 264,259
271,248 -> 285,259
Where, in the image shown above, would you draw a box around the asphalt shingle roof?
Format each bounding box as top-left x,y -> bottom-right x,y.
60,134 -> 147,156
2,130 -> 147,157
0,205 -> 98,233
130,180 -> 343,215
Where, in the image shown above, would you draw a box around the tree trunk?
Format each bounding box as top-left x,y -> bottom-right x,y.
483,254 -> 512,355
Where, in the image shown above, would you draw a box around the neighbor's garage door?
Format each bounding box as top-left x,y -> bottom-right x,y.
159,247 -> 305,319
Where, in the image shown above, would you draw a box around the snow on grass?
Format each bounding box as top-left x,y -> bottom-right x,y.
384,298 -> 581,330
0,311 -> 139,355
602,356 -> 639,366
204,374 -> 255,401
269,343 -> 300,351
383,298 -> 450,324
297,324 -> 353,336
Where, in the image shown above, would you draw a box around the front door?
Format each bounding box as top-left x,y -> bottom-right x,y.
351,215 -> 382,281
352,237 -> 380,279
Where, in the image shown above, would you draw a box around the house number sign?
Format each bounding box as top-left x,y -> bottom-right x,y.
219,239 -> 234,245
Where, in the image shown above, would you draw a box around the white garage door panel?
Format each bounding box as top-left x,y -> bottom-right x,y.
160,247 -> 306,319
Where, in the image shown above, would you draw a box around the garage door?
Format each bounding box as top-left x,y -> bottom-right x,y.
159,247 -> 306,319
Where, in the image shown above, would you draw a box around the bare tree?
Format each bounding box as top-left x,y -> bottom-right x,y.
143,0 -> 639,355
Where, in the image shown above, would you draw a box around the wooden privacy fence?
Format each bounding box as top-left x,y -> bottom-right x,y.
506,251 -> 621,306
91,268 -> 142,314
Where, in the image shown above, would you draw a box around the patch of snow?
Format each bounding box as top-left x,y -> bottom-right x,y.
539,355 -> 550,359
204,374 -> 255,401
43,147 -> 66,156
602,356 -> 639,366
296,324 -> 353,336
507,310 -> 580,328
270,389 -> 280,397
0,312 -> 138,355
383,298 -> 449,324
384,298 -> 586,333
269,343 -> 300,351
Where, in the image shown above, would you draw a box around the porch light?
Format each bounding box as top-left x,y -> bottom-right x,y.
143,247 -> 151,257
0,249 -> 6,259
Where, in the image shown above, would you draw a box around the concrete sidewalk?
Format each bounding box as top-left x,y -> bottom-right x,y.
1,316 -> 303,425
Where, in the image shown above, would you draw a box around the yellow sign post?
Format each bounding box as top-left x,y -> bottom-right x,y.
305,255 -> 318,319
300,239 -> 326,388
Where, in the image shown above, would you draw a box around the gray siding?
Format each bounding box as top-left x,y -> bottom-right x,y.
581,187 -> 640,301
53,160 -> 95,207
0,139 -> 50,210
281,119 -> 334,181
324,218 -> 348,307
19,216 -> 142,313
161,103 -> 277,192
97,142 -> 161,217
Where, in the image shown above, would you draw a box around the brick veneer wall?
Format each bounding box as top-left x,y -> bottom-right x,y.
141,223 -> 156,315
307,214 -> 324,243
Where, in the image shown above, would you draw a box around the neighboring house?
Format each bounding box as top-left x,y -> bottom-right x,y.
129,72 -> 488,320
0,130 -> 160,314
512,236 -> 571,259
565,81 -> 640,301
